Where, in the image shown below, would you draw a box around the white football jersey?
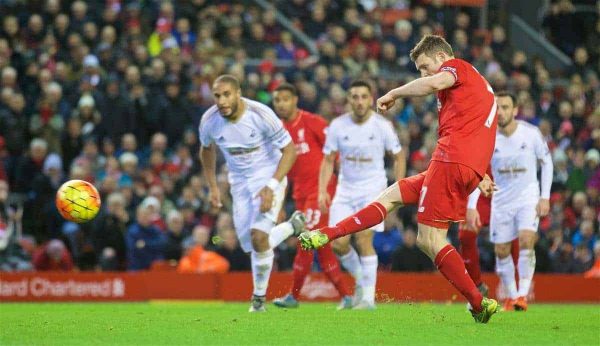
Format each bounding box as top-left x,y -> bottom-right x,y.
491,121 -> 551,209
323,112 -> 401,194
199,98 -> 292,192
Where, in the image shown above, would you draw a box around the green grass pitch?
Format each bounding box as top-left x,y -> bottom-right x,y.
2,302 -> 598,345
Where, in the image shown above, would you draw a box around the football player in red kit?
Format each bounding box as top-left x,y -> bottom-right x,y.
271,83 -> 353,309
299,35 -> 500,323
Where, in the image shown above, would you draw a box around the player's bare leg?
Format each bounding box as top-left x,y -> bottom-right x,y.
515,230 -> 537,311
495,241 -> 517,311
249,229 -> 273,312
299,182 -> 403,249
417,223 -> 498,323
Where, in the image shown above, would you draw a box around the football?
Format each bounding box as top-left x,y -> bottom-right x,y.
55,179 -> 101,223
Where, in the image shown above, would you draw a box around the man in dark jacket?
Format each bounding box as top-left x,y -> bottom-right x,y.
125,204 -> 166,271
391,229 -> 434,272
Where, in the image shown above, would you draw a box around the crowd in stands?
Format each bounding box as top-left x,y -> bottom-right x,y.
0,1 -> 598,276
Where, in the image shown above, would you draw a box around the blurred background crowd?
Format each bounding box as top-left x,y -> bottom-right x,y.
0,0 -> 598,277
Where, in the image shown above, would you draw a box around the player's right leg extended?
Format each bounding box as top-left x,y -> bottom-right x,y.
299,181 -> 407,250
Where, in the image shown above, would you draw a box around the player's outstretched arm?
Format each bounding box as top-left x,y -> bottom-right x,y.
377,72 -> 455,113
200,144 -> 222,209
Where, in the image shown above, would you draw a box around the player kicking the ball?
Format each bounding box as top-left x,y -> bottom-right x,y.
472,92 -> 553,311
299,35 -> 500,323
200,75 -> 306,312
271,83 -> 353,310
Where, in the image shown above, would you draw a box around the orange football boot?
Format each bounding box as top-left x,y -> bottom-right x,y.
503,299 -> 515,311
514,296 -> 528,311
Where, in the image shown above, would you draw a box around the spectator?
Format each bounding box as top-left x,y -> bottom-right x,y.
125,204 -> 166,271
584,242 -> 600,278
32,239 -> 74,271
177,225 -> 229,273
14,138 -> 48,193
391,229 -> 434,272
572,220 -> 597,252
0,180 -> 32,271
93,192 -> 129,270
573,244 -> 594,273
374,214 -> 403,269
215,228 -> 250,271
542,0 -> 580,56
164,210 -> 185,261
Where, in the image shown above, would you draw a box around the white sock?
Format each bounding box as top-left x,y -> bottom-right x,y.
251,249 -> 274,296
268,222 -> 294,249
517,249 -> 536,297
339,247 -> 362,281
360,255 -> 378,305
496,256 -> 518,299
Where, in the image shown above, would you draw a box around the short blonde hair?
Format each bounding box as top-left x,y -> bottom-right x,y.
409,35 -> 454,62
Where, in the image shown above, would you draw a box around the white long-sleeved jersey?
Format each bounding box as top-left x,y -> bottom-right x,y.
490,121 -> 553,210
199,98 -> 292,193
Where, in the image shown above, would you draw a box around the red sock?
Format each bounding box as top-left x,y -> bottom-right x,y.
322,202 -> 387,240
458,228 -> 482,286
291,244 -> 314,299
435,244 -> 483,312
317,243 -> 351,297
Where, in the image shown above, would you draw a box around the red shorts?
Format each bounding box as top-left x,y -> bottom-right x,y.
296,193 -> 329,230
398,161 -> 481,229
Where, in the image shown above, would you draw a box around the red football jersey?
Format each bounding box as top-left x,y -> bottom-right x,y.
283,110 -> 336,201
432,58 -> 498,178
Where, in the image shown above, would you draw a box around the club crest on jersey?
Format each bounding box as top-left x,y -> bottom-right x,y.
520,142 -> 527,150
294,128 -> 310,154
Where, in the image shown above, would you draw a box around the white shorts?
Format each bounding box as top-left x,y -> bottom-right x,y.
231,177 -> 287,253
329,186 -> 385,232
490,204 -> 539,244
